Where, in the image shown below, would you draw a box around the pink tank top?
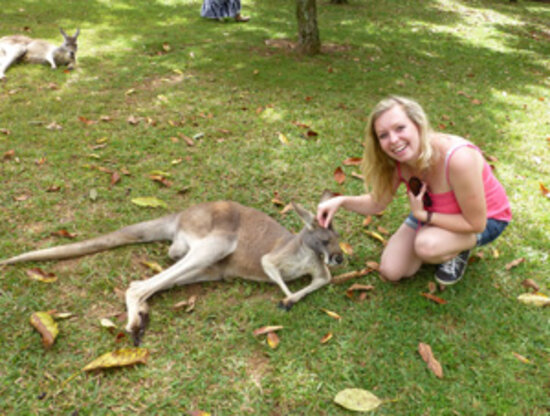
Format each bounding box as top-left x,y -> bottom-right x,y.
398,143 -> 512,221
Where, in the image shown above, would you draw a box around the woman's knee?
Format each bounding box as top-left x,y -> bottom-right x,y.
378,262 -> 406,282
414,234 -> 440,262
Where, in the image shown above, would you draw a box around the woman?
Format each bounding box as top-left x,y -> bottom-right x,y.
201,0 -> 250,22
317,96 -> 511,285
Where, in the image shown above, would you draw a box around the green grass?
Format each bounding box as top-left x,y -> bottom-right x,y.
1,0 -> 549,414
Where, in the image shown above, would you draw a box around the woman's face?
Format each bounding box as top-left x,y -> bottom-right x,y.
374,105 -> 421,165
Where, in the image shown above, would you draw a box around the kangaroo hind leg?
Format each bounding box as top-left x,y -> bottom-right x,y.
126,233 -> 238,345
0,43 -> 26,79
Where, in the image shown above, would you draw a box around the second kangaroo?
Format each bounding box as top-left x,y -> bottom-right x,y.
1,192 -> 344,345
0,28 -> 79,79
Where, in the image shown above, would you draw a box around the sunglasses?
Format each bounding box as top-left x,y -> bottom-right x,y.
408,176 -> 432,207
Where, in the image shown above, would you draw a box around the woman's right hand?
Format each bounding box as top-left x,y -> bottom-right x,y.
316,196 -> 343,228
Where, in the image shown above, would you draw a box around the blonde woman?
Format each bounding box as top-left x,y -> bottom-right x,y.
317,96 -> 511,285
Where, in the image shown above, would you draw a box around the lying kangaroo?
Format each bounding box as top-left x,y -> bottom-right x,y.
1,193 -> 343,345
0,28 -> 79,79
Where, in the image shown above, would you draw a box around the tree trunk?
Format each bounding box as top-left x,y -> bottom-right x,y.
296,0 -> 320,55
330,0 -> 348,3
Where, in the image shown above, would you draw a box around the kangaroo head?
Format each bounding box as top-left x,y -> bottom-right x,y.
292,198 -> 344,266
57,28 -> 80,68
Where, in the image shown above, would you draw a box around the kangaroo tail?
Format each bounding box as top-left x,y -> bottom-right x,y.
0,213 -> 179,266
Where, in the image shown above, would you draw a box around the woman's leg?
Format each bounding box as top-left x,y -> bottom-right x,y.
379,222 -> 423,282
414,226 -> 476,264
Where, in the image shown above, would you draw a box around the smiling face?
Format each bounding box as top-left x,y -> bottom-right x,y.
374,104 -> 421,165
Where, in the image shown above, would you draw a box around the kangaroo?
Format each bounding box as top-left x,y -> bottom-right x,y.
0,28 -> 79,79
1,192 -> 343,346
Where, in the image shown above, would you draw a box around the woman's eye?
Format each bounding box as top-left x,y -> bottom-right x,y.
378,132 -> 388,140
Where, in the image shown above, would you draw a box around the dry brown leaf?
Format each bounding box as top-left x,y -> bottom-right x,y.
427,281 -> 437,294
362,216 -> 373,227
111,172 -> 121,186
418,342 -> 443,378
512,352 -> 531,364
173,295 -> 197,313
420,292 -> 447,305
3,149 -> 15,159
272,191 -> 285,206
331,268 -> 371,284
334,167 -> 346,184
253,325 -> 284,336
342,157 -> 362,166
51,229 -> 77,239
505,257 -> 525,270
320,332 -> 333,344
521,279 -> 540,293
26,268 -> 57,283
539,182 -> 550,198
366,261 -> 380,270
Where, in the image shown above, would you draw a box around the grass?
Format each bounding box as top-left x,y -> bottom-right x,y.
0,0 -> 549,414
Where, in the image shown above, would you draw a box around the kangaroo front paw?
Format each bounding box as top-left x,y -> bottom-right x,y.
131,312 -> 150,346
278,299 -> 295,311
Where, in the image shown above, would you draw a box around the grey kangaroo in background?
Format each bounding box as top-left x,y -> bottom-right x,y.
1,192 -> 344,345
0,28 -> 79,79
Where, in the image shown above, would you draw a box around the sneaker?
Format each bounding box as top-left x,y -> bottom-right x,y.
435,250 -> 471,286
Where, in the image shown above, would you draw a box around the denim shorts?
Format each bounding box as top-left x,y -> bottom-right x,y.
404,213 -> 509,247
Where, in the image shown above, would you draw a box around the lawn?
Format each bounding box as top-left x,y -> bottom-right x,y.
0,0 -> 549,414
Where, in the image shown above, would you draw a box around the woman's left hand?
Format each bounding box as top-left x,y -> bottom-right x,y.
408,181 -> 428,220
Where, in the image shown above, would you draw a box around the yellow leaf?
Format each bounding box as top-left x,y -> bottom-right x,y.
30,312 -> 59,348
278,133 -> 289,145
517,293 -> 550,307
364,230 -> 387,245
334,388 -> 382,412
82,348 -> 149,372
26,268 -> 57,283
339,242 -> 353,256
320,308 -> 342,320
266,332 -> 280,349
140,260 -> 163,273
131,197 -> 167,208
512,352 -> 531,364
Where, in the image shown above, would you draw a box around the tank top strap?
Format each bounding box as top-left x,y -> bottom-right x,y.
444,142 -> 482,186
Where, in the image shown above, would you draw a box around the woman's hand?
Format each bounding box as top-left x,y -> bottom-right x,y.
408,181 -> 428,221
316,196 -> 343,228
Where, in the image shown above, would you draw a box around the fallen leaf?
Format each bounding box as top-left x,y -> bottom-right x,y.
272,191 -> 285,206
332,268 -> 371,284
188,411 -> 211,416
78,116 -> 96,125
150,175 -> 173,187
266,332 -> 280,349
513,352 -> 531,364
539,182 -> 550,198
339,242 -> 353,256
127,115 -> 140,125
140,260 -> 163,273
82,348 -> 149,371
320,332 -> 333,344
505,257 -> 525,270
278,132 -> 289,145
376,226 -> 389,235
345,283 -> 375,300
26,268 -> 57,283
51,229 -> 77,239
0,128 -> 11,135
179,133 -> 195,146
111,172 -> 121,186
100,318 -> 117,329
320,308 -> 342,320
521,279 -> 540,293
253,325 -> 284,336
173,295 -> 197,313
14,194 -> 31,201
418,342 -> 443,378
427,281 -> 437,294
30,312 -> 59,348
362,216 -> 373,227
334,167 -> 346,184
517,293 -> 550,307
342,157 -> 362,166
131,197 -> 167,208
364,230 -> 387,245
366,261 -> 379,270
420,292 -> 447,304
3,149 -> 15,159
45,121 -> 62,130
334,388 -> 382,412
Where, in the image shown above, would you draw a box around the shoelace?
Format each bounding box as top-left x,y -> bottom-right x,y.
440,256 -> 465,274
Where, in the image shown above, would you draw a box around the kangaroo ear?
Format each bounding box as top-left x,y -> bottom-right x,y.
319,189 -> 337,204
291,202 -> 316,230
74,28 -> 80,38
60,28 -> 67,38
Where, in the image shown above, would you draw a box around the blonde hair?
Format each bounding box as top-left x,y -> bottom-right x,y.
361,96 -> 434,201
